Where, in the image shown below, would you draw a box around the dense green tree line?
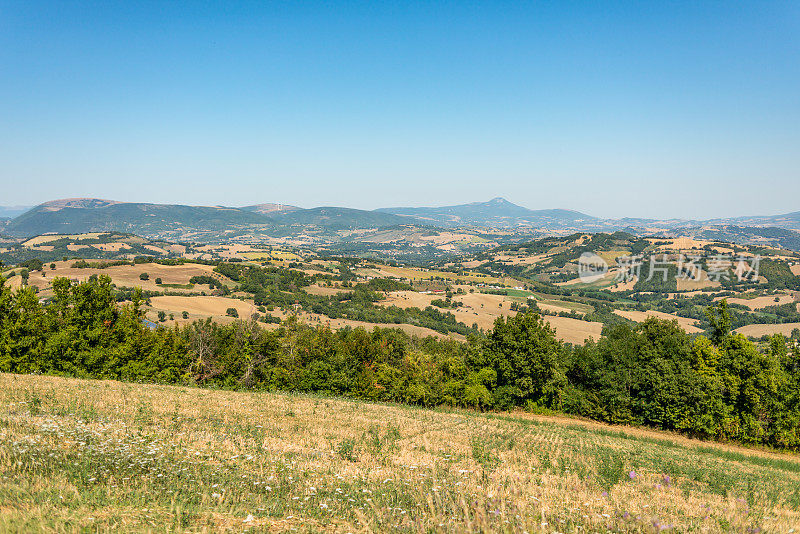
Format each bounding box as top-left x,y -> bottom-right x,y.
1,276 -> 798,449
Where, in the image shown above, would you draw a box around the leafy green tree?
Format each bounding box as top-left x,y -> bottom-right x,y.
706,299 -> 731,345
484,311 -> 566,410
139,273 -> 149,281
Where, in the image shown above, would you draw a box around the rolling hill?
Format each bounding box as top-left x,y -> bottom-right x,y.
5,197 -> 799,253
3,373 -> 798,532
378,197 -> 599,228
270,206 -> 415,229
241,203 -> 303,215
5,199 -> 273,239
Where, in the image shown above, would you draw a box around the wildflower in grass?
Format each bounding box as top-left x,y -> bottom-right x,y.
628,470 -> 637,479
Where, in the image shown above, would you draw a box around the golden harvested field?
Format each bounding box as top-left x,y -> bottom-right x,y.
2,373 -> 799,532
379,291 -> 602,344
613,310 -> 703,334
676,270 -> 721,291
296,313 -> 455,340
305,284 -> 348,296
791,264 -> 800,276
360,264 -> 509,286
26,261 -> 221,295
20,233 -> 107,246
735,322 -> 800,338
559,271 -> 619,289
142,295 -> 454,339
147,296 -> 258,324
493,253 -> 548,265
542,315 -> 603,344
719,294 -> 797,310
2,274 -> 24,291
240,250 -> 303,262
648,237 -> 717,251
608,275 -> 638,292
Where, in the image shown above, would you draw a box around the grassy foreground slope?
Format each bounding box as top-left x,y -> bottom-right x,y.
1,374 -> 799,533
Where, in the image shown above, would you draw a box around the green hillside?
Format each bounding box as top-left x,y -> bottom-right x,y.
5,200 -> 273,238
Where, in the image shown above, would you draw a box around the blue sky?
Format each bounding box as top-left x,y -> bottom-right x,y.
1,1 -> 798,218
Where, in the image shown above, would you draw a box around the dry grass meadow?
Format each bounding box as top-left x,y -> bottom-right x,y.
2,374 -> 800,533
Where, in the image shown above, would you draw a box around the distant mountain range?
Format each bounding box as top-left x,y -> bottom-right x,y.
269,207 -> 412,229
378,197 -> 598,228
1,197 -> 798,250
4,199 -> 270,238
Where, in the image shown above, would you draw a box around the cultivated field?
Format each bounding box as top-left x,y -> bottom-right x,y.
735,322 -> 800,338
358,264 -> 510,286
613,310 -> 704,334
380,290 -> 602,344
720,294 -> 797,310
146,296 -> 259,325
1,374 -> 799,532
25,261 -> 222,296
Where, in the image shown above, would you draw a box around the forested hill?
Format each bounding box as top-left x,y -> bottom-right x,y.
5,200 -> 273,237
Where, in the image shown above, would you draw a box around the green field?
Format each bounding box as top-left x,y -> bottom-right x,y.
2,374 -> 799,532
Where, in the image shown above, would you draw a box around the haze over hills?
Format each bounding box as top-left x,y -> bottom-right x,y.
269,206 -> 414,229
241,203 -> 303,215
378,197 -> 599,228
0,205 -> 32,219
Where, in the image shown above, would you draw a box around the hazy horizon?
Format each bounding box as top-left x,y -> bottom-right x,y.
2,195 -> 798,222
2,2 -> 798,219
